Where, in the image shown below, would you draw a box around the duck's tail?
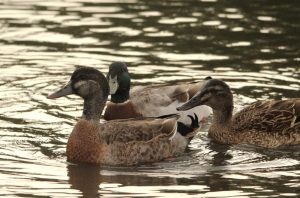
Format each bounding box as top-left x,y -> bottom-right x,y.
177,113 -> 200,142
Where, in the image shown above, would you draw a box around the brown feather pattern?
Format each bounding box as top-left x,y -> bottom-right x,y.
48,66 -> 189,166
66,118 -> 184,165
210,99 -> 300,148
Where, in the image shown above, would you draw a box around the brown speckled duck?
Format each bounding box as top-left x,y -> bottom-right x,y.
104,62 -> 212,135
177,78 -> 300,148
47,67 -> 195,165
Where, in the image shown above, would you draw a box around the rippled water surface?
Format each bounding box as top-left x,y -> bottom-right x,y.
0,0 -> 300,197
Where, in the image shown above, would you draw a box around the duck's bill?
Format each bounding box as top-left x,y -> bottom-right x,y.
47,81 -> 73,99
177,100 -> 196,111
177,93 -> 203,111
108,75 -> 118,94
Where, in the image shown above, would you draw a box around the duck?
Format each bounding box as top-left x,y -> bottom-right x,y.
104,62 -> 212,135
177,78 -> 300,148
47,67 -> 197,165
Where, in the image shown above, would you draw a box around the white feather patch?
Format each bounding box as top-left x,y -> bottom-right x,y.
109,76 -> 118,94
158,100 -> 212,125
169,120 -> 178,140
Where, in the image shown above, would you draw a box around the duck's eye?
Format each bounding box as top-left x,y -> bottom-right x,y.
109,79 -> 118,85
216,90 -> 226,96
201,93 -> 210,101
208,86 -> 224,95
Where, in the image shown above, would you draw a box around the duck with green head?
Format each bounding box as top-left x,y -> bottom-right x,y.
177,78 -> 300,148
104,62 -> 212,136
47,67 -> 198,165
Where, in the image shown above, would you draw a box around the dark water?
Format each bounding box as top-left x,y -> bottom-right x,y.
0,0 -> 299,197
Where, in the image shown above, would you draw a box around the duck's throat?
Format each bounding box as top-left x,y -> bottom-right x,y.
209,107 -> 233,143
213,105 -> 233,125
83,94 -> 106,121
111,90 -> 129,103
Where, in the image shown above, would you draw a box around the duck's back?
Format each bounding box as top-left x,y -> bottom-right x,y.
130,83 -> 190,115
231,99 -> 300,147
233,99 -> 299,132
130,82 -> 211,124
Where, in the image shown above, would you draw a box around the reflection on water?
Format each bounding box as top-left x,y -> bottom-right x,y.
0,0 -> 299,197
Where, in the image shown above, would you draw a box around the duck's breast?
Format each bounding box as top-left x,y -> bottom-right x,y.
66,119 -> 107,164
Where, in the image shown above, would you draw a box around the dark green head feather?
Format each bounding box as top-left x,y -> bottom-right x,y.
107,62 -> 131,103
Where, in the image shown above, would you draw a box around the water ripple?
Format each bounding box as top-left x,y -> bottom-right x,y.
0,0 -> 299,197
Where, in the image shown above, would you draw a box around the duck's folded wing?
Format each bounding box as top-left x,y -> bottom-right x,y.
131,81 -> 205,103
130,82 -> 211,123
233,99 -> 300,133
99,116 -> 177,144
130,84 -> 185,106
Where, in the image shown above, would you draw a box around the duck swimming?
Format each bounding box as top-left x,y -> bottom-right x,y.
47,67 -> 197,165
177,78 -> 300,148
104,62 -> 212,134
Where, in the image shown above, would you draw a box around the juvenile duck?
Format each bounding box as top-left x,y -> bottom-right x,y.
104,62 -> 212,134
47,67 -> 195,165
177,78 -> 300,148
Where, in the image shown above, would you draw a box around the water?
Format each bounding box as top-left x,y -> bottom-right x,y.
0,0 -> 299,197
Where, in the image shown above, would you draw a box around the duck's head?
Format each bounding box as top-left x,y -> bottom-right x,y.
107,62 -> 131,103
47,67 -> 109,101
177,78 -> 233,111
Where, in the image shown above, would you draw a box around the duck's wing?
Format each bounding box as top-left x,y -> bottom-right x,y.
99,116 -> 178,144
129,82 -> 211,123
233,99 -> 300,133
130,84 -> 187,107
130,81 -> 204,104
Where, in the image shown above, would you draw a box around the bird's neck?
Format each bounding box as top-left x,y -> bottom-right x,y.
209,102 -> 234,141
111,89 -> 130,103
82,93 -> 107,122
212,105 -> 233,125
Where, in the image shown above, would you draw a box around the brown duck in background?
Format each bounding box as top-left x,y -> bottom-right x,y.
47,67 -> 196,165
177,78 -> 300,148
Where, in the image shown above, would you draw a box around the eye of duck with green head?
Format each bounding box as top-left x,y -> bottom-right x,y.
105,62 -> 212,137
177,78 -> 300,148
47,67 -> 198,165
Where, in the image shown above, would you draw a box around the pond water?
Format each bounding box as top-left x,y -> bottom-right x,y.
0,0 -> 299,197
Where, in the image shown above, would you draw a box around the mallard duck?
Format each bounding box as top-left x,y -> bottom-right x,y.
47,67 -> 195,165
177,78 -> 300,148
104,62 -> 212,135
